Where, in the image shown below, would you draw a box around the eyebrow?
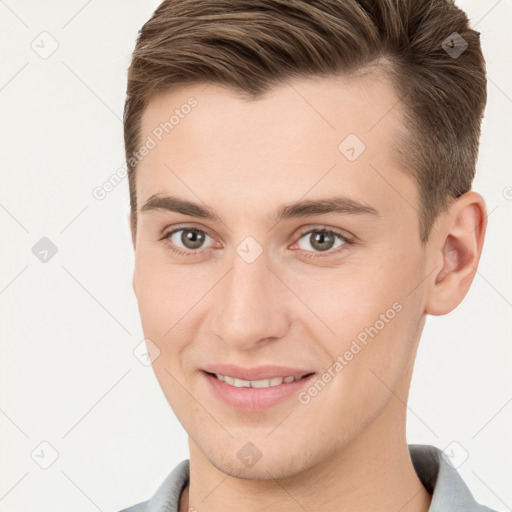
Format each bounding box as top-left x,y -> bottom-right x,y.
140,194 -> 379,222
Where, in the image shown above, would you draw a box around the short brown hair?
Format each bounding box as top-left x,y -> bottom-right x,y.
124,0 -> 487,244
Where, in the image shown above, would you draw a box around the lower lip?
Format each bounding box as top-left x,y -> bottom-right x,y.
202,371 -> 315,412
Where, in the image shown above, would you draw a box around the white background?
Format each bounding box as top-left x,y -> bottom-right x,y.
0,1 -> 511,511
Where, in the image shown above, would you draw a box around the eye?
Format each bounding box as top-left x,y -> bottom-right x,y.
160,225 -> 353,258
293,227 -> 351,256
162,227 -> 215,255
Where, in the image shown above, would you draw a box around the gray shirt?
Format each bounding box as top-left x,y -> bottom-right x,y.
119,444 -> 497,512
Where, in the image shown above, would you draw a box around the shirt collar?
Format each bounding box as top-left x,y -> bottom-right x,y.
409,444 -> 494,512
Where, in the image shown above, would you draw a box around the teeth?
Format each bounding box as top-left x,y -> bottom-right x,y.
214,373 -> 306,388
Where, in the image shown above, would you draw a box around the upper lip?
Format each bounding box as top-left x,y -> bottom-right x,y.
202,364 -> 314,381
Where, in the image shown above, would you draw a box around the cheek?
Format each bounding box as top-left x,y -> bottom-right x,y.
314,301 -> 418,436
134,250 -> 197,328
133,250 -> 218,372
295,251 -> 421,382
283,263 -> 401,344
331,279 -> 423,416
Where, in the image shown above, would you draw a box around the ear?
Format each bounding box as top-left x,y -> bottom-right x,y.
425,191 -> 487,316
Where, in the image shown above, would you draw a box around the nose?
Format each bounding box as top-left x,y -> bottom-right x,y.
211,248 -> 290,351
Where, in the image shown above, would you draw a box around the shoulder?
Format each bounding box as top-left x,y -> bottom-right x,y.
116,459 -> 190,512
409,444 -> 499,512
117,502 -> 148,512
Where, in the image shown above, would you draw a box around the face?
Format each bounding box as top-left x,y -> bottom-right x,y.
131,72 -> 431,479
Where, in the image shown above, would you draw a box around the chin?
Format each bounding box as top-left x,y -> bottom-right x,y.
200,440 -> 320,481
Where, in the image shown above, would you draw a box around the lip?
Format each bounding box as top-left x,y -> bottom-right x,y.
201,364 -> 314,381
202,370 -> 316,412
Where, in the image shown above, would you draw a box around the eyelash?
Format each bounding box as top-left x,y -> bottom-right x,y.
160,225 -> 354,259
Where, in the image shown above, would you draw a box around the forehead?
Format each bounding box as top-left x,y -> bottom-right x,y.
136,70 -> 416,223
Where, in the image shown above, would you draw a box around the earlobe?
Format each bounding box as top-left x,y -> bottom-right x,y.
425,191 -> 487,316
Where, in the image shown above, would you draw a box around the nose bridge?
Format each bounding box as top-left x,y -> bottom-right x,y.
212,246 -> 288,348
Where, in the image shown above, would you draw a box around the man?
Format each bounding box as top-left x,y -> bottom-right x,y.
120,1 -> 496,511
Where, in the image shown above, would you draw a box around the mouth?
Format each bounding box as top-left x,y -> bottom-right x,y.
204,371 -> 315,389
202,370 -> 316,412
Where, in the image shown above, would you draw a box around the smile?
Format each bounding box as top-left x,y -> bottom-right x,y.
203,371 -> 316,411
212,372 -> 311,388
